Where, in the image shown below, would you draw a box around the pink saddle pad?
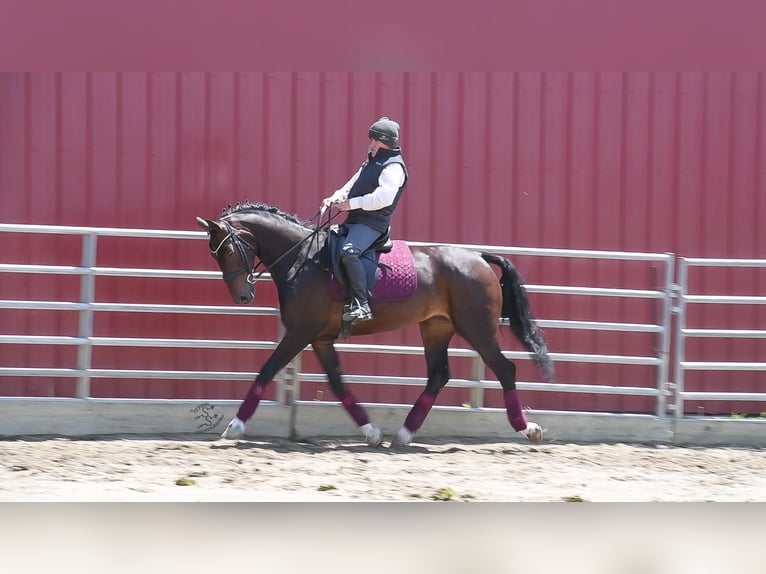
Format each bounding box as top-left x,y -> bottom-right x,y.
331,240 -> 417,301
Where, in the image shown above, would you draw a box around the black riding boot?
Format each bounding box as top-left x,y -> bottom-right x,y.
341,254 -> 372,323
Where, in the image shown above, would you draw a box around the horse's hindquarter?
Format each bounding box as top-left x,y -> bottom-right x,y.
424,246 -> 503,318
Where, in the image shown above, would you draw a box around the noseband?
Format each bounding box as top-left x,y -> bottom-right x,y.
209,220 -> 261,284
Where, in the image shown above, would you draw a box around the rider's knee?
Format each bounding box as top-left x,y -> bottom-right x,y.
340,243 -> 362,262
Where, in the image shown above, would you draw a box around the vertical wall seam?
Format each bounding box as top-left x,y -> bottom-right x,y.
646,73 -> 656,250
174,72 -> 183,217
511,73 -> 520,243
754,72 -> 764,257
233,72 -> 241,199
289,72 -> 298,209
345,73 -> 354,169
317,72 -> 326,192
54,72 -> 62,220
564,72 -> 574,247
456,72 -> 465,242
537,72 -> 547,247
115,72 -> 124,225
85,72 -> 93,222
145,73 -> 153,216
23,73 -> 31,218
204,72 -> 212,207
592,73 -> 601,248
619,72 -> 629,251
671,72 -> 682,256
428,72 -> 437,239
483,72 -> 492,244
726,72 -> 737,259
700,73 -> 709,257
402,72 -> 411,151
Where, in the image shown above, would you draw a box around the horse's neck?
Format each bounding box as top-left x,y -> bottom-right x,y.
245,215 -> 313,271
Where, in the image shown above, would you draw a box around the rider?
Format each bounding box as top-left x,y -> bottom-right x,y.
322,117 -> 408,323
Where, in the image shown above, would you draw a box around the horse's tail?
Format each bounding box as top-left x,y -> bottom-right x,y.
481,253 -> 555,382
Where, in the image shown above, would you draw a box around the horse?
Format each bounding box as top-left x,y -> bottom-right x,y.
196,202 -> 554,447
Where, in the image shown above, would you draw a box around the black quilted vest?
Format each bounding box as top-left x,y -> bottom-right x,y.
345,148 -> 408,234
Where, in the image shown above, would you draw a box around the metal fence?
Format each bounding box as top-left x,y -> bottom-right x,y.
673,257 -> 766,417
0,222 -> 676,417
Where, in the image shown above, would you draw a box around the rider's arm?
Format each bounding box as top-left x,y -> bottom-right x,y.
325,166 -> 363,204
348,163 -> 405,211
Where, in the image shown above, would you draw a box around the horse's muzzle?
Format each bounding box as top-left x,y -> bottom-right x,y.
231,285 -> 254,305
237,294 -> 253,305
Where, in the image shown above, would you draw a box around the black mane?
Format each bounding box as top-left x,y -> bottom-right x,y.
220,201 -> 308,227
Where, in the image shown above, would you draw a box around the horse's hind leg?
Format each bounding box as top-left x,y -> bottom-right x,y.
456,319 -> 544,444
392,317 -> 455,447
311,339 -> 382,447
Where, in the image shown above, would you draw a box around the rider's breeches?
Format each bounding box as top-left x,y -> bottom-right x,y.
340,223 -> 380,304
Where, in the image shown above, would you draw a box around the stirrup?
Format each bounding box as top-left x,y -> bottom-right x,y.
342,302 -> 372,323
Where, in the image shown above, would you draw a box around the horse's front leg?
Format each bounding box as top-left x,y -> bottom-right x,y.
221,329 -> 312,440
311,339 -> 382,447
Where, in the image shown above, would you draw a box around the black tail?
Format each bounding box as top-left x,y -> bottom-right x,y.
481,253 -> 554,382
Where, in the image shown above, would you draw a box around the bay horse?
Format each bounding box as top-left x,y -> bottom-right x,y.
196,202 -> 554,447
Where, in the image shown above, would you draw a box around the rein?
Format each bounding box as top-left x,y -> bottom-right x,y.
213,207 -> 341,286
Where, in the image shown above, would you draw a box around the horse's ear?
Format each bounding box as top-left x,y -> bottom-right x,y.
196,217 -> 213,232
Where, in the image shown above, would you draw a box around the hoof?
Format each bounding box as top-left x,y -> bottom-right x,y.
391,427 -> 412,447
522,422 -> 544,445
221,418 -> 246,440
361,423 -> 383,447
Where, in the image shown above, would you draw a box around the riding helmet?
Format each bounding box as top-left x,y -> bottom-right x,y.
368,116 -> 400,147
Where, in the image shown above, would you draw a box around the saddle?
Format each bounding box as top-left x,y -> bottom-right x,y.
326,224 -> 417,337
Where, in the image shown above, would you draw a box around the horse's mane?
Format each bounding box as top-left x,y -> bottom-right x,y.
220,201 -> 309,227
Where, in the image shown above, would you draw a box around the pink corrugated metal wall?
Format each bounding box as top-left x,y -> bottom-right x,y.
1,72 -> 765,413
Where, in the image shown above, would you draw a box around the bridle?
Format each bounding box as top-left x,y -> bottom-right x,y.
209,207 -> 342,289
209,220 -> 262,284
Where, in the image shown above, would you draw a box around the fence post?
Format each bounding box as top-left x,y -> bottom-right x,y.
76,233 -> 97,399
470,355 -> 485,408
673,258 -> 688,419
655,254 -> 675,417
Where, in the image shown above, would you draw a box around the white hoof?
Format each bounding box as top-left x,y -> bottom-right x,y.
221,417 -> 246,440
519,422 -> 543,445
391,427 -> 412,447
361,423 -> 383,447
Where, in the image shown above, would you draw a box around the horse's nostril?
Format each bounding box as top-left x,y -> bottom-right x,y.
238,295 -> 250,304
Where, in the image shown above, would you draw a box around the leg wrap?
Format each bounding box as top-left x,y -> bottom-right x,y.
503,389 -> 528,432
341,391 -> 370,427
403,392 -> 437,433
236,380 -> 267,422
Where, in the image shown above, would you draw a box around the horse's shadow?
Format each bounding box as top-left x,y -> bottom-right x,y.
208,436 -> 437,455
206,435 -> 537,455
0,433 -> 522,455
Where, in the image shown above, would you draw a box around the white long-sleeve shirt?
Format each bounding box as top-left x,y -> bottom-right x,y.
327,162 -> 406,211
